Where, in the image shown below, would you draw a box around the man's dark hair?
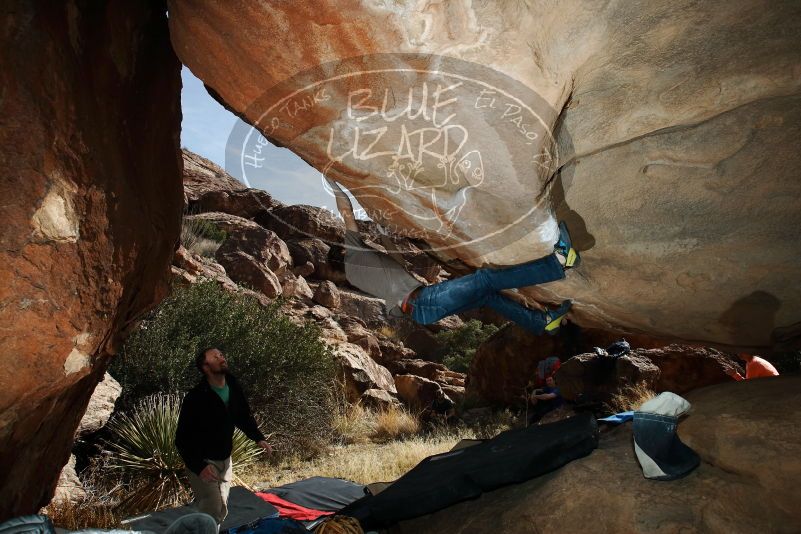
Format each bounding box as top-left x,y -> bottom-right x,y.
195,346 -> 214,373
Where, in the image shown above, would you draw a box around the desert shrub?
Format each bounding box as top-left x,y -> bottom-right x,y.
100,393 -> 262,514
181,216 -> 227,257
332,403 -> 421,445
435,319 -> 499,373
372,406 -> 421,442
111,281 -> 337,456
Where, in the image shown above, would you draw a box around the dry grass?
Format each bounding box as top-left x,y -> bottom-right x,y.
375,325 -> 398,339
41,494 -> 121,530
244,433 -> 462,488
180,217 -> 223,258
244,408 -> 518,489
332,403 -> 421,444
607,382 -> 657,413
372,407 -> 420,442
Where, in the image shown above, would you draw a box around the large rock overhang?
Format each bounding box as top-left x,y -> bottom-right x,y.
168,0 -> 801,350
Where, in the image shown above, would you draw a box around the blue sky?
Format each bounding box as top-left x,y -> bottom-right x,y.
180,66 -> 339,210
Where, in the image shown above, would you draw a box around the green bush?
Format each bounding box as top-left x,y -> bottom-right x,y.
111,281 -> 337,456
435,319 -> 499,373
103,393 -> 262,514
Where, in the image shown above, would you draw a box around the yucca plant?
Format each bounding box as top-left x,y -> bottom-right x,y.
104,393 -> 263,514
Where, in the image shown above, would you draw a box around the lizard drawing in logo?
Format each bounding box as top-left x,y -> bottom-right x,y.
324,147 -> 484,240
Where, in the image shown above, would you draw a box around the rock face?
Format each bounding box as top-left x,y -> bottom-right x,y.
168,0 -> 801,350
214,226 -> 291,298
397,377 -> 801,533
556,352 -> 661,403
52,455 -> 85,505
641,345 -> 739,394
555,344 -> 739,402
313,280 -> 341,309
54,373 -> 122,504
0,2 -> 181,517
332,343 -> 397,402
256,205 -> 345,244
394,374 -> 450,412
183,149 -> 281,217
182,149 -> 246,202
74,373 -> 122,437
468,324 -> 671,405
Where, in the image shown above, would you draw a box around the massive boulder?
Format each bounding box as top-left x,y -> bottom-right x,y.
256,205 -> 345,244
555,352 -> 662,403
394,374 -> 452,412
331,342 -> 397,402
468,323 -> 670,405
555,344 -> 740,402
184,211 -> 262,235
397,377 -> 801,533
0,2 -> 181,517
214,225 -> 291,298
182,149 -> 246,202
313,280 -> 341,309
216,226 -> 291,275
168,0 -> 801,350
183,149 -> 281,217
640,345 -> 739,394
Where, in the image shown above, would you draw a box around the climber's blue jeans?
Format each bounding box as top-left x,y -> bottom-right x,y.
411,253 -> 565,334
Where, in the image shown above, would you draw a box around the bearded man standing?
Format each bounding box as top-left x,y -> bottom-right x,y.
176,347 -> 272,524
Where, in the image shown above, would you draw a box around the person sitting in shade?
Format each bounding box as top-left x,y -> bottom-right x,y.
726,352 -> 780,381
326,178 -> 578,336
527,375 -> 564,425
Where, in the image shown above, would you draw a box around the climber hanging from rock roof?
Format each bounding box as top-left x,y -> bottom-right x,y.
326,178 -> 578,336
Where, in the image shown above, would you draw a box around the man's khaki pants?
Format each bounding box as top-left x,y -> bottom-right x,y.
186,457 -> 232,524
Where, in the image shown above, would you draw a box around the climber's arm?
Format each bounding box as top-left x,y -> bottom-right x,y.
326,178 -> 359,232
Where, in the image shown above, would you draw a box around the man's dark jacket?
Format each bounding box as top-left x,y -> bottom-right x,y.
175,373 -> 265,475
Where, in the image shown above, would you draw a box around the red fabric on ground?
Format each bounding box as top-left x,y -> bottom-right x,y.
256,492 -> 334,521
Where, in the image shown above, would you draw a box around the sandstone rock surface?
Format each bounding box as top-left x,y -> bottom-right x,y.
0,2 -> 181,516
168,0 -> 801,350
556,352 -> 661,402
394,374 -> 452,412
555,344 -> 739,402
332,343 -> 396,402
183,149 -> 280,217
468,324 -> 670,405
74,373 -> 122,437
215,250 -> 282,298
397,377 -> 801,533
52,455 -> 85,505
185,211 -> 262,236
256,205 -> 344,244
183,149 -> 246,202
216,226 -> 292,275
313,280 -> 341,309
